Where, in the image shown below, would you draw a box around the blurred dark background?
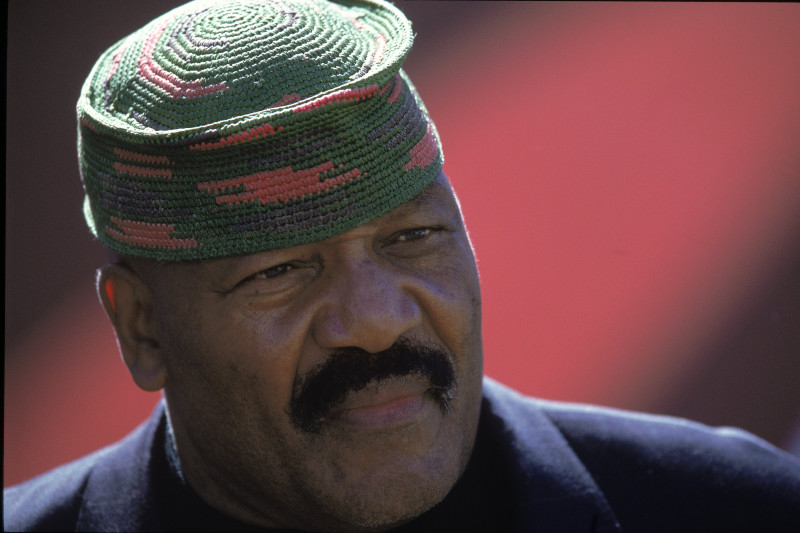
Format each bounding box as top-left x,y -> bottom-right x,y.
6,1 -> 800,486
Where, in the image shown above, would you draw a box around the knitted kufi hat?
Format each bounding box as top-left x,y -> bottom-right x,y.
78,0 -> 443,261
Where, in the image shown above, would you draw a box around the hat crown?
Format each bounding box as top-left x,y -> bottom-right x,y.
82,0 -> 412,133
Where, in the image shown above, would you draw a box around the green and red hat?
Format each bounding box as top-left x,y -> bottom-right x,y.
78,0 -> 443,261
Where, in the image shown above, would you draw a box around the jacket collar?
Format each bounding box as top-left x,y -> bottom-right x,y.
482,378 -> 622,532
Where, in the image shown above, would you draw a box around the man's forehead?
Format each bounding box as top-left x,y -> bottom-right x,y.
244,172 -> 457,250
384,172 -> 457,219
150,173 -> 458,277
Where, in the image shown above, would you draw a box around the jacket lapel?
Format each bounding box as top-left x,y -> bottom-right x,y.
483,379 -> 622,532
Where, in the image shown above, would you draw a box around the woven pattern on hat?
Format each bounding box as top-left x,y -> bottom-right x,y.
78,0 -> 443,261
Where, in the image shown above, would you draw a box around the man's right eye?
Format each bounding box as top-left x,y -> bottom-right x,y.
253,263 -> 293,279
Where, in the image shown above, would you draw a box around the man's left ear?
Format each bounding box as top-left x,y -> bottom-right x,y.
96,263 -> 167,392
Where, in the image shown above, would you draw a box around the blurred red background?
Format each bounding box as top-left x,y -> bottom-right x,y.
6,2 -> 800,487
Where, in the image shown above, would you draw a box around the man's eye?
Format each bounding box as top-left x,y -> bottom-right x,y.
253,263 -> 293,279
396,228 -> 434,242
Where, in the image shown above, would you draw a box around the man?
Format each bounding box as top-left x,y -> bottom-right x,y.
4,0 -> 800,531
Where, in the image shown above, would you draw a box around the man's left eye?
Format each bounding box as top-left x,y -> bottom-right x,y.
396,228 -> 433,242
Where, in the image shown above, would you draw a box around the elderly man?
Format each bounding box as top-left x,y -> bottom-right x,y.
4,1 -> 800,531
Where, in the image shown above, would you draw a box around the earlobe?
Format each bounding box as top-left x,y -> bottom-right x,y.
96,263 -> 167,392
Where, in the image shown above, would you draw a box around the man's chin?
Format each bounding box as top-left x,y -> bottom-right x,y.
298,451 -> 462,533
286,397 -> 470,532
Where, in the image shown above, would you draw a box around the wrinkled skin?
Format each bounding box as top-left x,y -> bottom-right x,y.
99,173 -> 484,531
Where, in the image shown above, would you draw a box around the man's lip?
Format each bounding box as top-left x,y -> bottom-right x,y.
326,379 -> 432,430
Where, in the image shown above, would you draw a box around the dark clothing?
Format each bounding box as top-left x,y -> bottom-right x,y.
5,379 -> 800,532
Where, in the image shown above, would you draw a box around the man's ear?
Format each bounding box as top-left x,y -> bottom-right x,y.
96,263 -> 167,392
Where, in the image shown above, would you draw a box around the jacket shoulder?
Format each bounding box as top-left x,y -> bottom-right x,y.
539,399 -> 800,531
4,446 -> 110,531
4,404 -> 163,532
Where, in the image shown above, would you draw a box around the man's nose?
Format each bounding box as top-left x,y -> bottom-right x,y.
311,254 -> 422,353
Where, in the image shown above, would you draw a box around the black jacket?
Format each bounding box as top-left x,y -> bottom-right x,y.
5,379 -> 800,531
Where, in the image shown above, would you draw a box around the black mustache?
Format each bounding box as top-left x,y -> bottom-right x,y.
288,339 -> 456,433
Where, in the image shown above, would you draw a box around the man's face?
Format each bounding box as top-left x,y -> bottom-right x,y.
137,173 -> 483,531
